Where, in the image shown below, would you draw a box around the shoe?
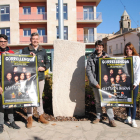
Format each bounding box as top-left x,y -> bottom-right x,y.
132,120 -> 137,128
124,118 -> 131,124
26,116 -> 33,128
0,124 -> 3,133
38,114 -> 49,124
109,120 -> 116,127
92,118 -> 100,124
9,121 -> 20,129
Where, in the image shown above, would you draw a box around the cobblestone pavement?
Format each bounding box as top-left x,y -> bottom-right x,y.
0,120 -> 140,140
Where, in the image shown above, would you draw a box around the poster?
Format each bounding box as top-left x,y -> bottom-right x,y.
99,57 -> 133,107
1,54 -> 40,109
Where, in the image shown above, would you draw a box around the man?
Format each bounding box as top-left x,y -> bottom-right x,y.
102,75 -> 110,87
115,75 -> 121,84
109,69 -> 115,78
22,32 -> 50,128
4,72 -> 14,100
5,73 -> 14,87
25,72 -> 37,102
0,34 -> 20,133
86,40 -> 116,127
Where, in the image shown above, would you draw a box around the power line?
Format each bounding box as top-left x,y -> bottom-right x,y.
119,0 -> 138,27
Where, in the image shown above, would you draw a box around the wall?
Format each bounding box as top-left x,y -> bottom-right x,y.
47,0 -> 77,43
0,0 -> 19,44
107,32 -> 139,56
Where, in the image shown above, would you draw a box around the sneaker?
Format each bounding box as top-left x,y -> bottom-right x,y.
9,121 -> 20,129
124,118 -> 131,124
109,120 -> 117,127
0,124 -> 3,134
92,118 -> 101,124
132,120 -> 137,128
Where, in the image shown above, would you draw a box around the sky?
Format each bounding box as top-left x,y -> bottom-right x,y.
97,0 -> 140,34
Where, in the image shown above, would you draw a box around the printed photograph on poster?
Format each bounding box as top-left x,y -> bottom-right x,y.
99,57 -> 133,107
1,54 -> 40,109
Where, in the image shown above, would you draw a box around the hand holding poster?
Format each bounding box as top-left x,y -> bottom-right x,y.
99,57 -> 133,107
1,54 -> 40,108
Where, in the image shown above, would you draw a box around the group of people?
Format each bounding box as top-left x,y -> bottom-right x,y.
0,33 -> 50,133
0,33 -> 139,134
86,40 -> 140,128
4,70 -> 36,100
102,69 -> 129,87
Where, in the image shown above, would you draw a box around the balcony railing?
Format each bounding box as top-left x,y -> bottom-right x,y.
19,12 -> 47,20
113,49 -> 123,55
77,12 -> 102,21
20,35 -> 47,44
77,34 -> 102,43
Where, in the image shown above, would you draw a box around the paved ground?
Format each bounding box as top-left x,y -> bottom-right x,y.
0,120 -> 140,140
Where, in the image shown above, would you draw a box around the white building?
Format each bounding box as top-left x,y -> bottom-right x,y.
103,10 -> 140,56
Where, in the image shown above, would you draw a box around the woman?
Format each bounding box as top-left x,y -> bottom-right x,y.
124,42 -> 140,127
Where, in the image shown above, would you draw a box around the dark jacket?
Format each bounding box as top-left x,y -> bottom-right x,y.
22,44 -> 50,80
0,46 -> 14,84
86,51 -> 109,88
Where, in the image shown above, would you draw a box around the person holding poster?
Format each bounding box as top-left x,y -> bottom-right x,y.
86,40 -> 116,127
0,34 -> 20,133
22,32 -> 50,128
123,42 -> 140,127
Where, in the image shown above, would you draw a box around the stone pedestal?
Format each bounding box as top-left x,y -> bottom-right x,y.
53,40 -> 85,117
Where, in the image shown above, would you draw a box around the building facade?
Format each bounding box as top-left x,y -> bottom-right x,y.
0,0 -> 102,71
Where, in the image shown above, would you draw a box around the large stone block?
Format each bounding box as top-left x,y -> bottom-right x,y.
53,40 -> 85,117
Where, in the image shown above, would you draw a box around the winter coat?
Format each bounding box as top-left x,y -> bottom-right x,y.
22,44 -> 50,80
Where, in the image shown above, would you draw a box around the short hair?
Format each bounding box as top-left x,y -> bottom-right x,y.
95,40 -> 104,48
0,34 -> 8,41
30,32 -> 39,39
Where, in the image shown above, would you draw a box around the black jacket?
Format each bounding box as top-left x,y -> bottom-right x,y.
22,44 -> 50,80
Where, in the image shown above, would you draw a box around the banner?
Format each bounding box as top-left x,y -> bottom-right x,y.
1,54 -> 40,109
99,57 -> 133,107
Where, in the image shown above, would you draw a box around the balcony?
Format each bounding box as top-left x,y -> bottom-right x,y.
76,0 -> 101,6
113,49 -> 123,55
77,34 -> 102,43
77,12 -> 102,25
20,35 -> 47,44
19,12 -> 47,21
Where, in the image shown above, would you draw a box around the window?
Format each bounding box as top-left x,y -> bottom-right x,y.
109,46 -> 112,54
37,6 -> 45,14
56,4 -> 67,20
0,5 -> 10,21
84,28 -> 94,43
23,7 -> 31,15
37,28 -> 45,36
56,26 -> 68,40
23,28 -> 31,36
83,6 -> 93,20
116,44 -> 118,50
0,28 -> 10,43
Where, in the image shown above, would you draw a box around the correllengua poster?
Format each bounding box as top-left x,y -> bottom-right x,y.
99,57 -> 133,107
1,54 -> 40,109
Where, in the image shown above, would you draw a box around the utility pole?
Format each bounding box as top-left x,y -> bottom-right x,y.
58,0 -> 64,39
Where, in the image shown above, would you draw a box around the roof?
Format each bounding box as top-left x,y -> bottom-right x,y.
122,10 -> 129,17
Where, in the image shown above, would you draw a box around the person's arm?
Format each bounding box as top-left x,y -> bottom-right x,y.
0,87 -> 3,95
133,56 -> 140,88
86,56 -> 99,88
43,49 -> 50,70
38,49 -> 50,71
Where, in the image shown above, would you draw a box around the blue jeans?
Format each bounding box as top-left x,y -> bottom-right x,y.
126,85 -> 139,119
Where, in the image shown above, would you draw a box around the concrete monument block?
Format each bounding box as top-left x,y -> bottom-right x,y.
53,40 -> 85,117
